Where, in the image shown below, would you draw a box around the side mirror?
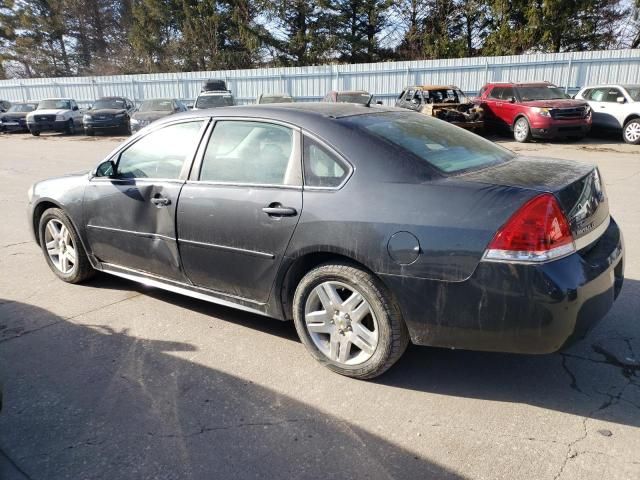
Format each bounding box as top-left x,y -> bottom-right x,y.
93,160 -> 116,178
616,96 -> 625,104
73,105 -> 79,111
509,96 -> 516,103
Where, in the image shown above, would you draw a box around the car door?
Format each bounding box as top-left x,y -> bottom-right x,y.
177,119 -> 303,303
587,88 -> 616,128
84,119 -> 207,280
482,86 -> 503,128
498,86 -> 518,126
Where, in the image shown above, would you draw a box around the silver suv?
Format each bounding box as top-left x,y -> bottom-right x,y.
575,84 -> 640,144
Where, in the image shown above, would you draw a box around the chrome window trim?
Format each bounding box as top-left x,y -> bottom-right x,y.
178,238 -> 275,259
87,224 -> 176,242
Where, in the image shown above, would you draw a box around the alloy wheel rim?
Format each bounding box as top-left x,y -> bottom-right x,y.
304,281 -> 379,365
625,122 -> 640,142
515,120 -> 528,141
44,219 -> 76,274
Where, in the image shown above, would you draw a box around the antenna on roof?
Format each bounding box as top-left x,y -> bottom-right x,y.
365,94 -> 374,107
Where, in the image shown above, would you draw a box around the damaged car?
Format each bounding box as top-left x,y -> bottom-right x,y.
28,104 -> 624,380
396,85 -> 484,131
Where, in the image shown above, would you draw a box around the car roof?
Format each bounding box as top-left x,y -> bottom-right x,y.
96,96 -> 127,100
486,82 -> 554,87
580,84 -> 640,89
408,85 -> 459,90
198,91 -> 233,96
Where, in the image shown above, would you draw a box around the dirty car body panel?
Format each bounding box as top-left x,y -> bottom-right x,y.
28,104 -> 624,354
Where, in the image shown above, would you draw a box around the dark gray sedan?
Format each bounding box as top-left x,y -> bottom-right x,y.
28,104 -> 624,379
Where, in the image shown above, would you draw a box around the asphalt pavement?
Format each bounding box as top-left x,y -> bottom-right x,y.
0,131 -> 638,479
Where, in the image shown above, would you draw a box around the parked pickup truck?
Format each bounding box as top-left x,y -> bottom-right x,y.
476,82 -> 592,142
575,84 -> 640,145
26,98 -> 84,136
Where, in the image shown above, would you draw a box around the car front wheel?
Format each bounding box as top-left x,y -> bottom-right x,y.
38,208 -> 94,283
292,263 -> 409,379
513,117 -> 531,143
623,118 -> 640,145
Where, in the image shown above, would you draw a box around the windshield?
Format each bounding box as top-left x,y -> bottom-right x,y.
425,89 -> 468,104
258,95 -> 292,104
38,99 -> 71,110
93,98 -> 126,110
195,95 -> 234,109
341,112 -> 514,174
139,100 -> 173,112
8,104 -> 36,113
625,87 -> 640,101
336,93 -> 370,104
517,86 -> 568,101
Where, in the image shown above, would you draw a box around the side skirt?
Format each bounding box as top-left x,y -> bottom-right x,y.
100,263 -> 273,319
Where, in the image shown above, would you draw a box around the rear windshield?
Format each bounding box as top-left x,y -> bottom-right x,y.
337,93 -> 370,104
8,104 -> 36,112
139,100 -> 173,112
93,98 -> 126,109
341,112 -> 514,174
38,99 -> 71,110
517,85 -> 569,101
625,86 -> 640,101
195,95 -> 234,109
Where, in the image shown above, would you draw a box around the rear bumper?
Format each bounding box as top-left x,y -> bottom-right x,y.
380,218 -> 624,354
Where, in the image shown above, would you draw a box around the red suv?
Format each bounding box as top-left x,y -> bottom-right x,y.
476,82 -> 592,142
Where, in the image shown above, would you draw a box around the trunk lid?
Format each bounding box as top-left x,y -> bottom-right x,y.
459,156 -> 609,246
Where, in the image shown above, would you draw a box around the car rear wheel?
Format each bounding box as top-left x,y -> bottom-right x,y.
38,208 -> 94,283
292,263 -> 409,379
31,130 -> 40,136
85,128 -> 94,136
513,117 -> 531,143
623,119 -> 640,145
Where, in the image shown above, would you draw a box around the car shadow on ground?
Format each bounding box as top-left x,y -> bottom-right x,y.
80,273 -> 640,430
0,299 -> 462,479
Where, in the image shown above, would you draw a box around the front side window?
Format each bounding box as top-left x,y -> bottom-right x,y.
200,121 -> 300,186
501,87 -> 515,100
488,87 -> 504,99
625,86 -> 640,101
341,112 -> 514,174
303,137 -> 349,188
603,89 -> 623,103
116,121 -> 204,179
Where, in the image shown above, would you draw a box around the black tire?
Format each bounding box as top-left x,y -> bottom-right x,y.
123,119 -> 132,135
85,128 -> 95,136
622,118 -> 640,145
66,119 -> 76,135
292,263 -> 409,379
513,117 -> 531,143
38,208 -> 94,284
31,130 -> 40,136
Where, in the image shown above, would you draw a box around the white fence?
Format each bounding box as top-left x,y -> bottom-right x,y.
1,49 -> 639,107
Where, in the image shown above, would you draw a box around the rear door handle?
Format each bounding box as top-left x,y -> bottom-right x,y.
262,203 -> 297,217
151,196 -> 171,207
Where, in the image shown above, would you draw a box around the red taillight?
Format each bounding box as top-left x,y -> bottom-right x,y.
485,193 -> 575,262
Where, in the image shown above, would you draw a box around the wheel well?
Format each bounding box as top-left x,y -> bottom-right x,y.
512,114 -> 528,128
32,201 -> 59,246
624,114 -> 640,125
279,252 -> 372,320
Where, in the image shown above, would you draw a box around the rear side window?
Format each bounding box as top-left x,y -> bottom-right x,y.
341,112 -> 514,174
303,137 -> 349,188
200,120 -> 300,186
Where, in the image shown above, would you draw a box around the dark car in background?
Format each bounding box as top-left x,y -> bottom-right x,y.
130,98 -> 187,132
0,102 -> 39,132
27,104 -> 623,379
477,82 -> 592,142
0,100 -> 11,113
83,97 -> 136,136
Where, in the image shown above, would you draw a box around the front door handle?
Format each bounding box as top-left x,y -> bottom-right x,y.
262,203 -> 297,217
151,196 -> 171,207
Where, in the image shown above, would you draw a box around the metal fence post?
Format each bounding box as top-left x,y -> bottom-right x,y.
564,55 -> 573,94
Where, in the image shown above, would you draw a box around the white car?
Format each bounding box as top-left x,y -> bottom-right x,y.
26,98 -> 84,136
575,84 -> 640,144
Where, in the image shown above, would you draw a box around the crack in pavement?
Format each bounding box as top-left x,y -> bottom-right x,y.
146,418 -> 311,439
0,293 -> 142,344
0,445 -> 32,480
